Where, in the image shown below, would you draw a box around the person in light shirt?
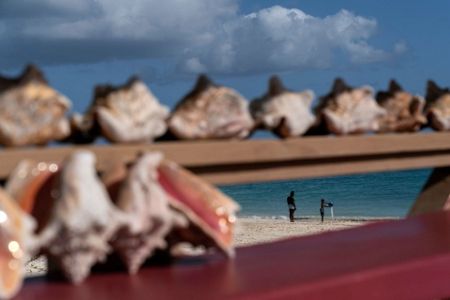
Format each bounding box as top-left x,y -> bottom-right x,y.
320,198 -> 333,223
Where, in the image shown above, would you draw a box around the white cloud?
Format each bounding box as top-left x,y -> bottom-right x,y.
179,7 -> 391,73
183,58 -> 207,73
0,1 -> 404,76
393,41 -> 408,54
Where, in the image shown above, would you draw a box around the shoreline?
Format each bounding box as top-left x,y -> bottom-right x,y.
238,215 -> 399,221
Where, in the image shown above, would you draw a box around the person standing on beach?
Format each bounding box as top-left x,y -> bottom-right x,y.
287,191 -> 296,222
320,198 -> 332,223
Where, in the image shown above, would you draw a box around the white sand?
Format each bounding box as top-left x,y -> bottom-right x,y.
234,217 -> 371,246
26,217 -> 380,276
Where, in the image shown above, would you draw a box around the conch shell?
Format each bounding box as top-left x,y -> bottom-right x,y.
103,153 -> 187,274
250,76 -> 315,137
425,80 -> 450,131
0,65 -> 71,146
158,159 -> 240,257
168,75 -> 254,139
103,151 -> 239,271
376,80 -> 426,132
6,151 -> 125,283
69,76 -> 169,143
311,78 -> 386,135
0,188 -> 35,300
4,149 -> 239,286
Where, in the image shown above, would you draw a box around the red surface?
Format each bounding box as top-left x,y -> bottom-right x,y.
15,211 -> 450,300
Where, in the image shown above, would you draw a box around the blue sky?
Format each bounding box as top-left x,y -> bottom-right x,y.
1,0 -> 449,116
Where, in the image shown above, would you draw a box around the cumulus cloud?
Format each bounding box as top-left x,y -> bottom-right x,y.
178,7 -> 391,73
0,0 -> 403,75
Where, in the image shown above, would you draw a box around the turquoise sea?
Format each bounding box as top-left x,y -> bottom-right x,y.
219,169 -> 432,219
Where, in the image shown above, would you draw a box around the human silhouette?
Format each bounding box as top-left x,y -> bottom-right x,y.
320,198 -> 333,223
287,191 -> 296,222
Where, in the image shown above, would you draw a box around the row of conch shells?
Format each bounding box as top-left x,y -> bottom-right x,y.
306,78 -> 426,135
0,150 -> 239,299
1,64 -> 450,146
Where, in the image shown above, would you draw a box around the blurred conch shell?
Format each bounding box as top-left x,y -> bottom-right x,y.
6,151 -> 126,283
104,151 -> 240,268
425,80 -> 450,131
69,76 -> 168,143
0,188 -> 35,300
158,159 -> 240,257
103,152 -> 187,274
250,75 -> 315,137
0,65 -> 71,146
168,74 -> 254,139
311,78 -> 386,135
376,80 -> 426,132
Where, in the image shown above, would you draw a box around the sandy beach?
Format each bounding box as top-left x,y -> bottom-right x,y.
234,217 -> 372,247
25,217 -> 376,276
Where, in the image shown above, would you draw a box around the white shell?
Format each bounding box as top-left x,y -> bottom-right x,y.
252,89 -> 315,137
96,80 -> 169,143
35,151 -> 126,283
109,152 -> 187,274
169,76 -> 254,139
323,86 -> 386,134
0,75 -> 71,146
0,188 -> 35,300
377,93 -> 426,132
428,94 -> 450,131
158,159 -> 240,257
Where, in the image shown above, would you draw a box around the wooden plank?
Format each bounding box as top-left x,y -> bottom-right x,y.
16,210 -> 450,300
408,167 -> 450,216
197,151 -> 450,185
1,132 -> 450,184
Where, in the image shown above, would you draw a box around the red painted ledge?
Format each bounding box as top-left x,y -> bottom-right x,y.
16,211 -> 450,300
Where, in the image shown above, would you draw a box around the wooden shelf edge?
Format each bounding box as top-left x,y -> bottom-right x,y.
0,132 -> 449,183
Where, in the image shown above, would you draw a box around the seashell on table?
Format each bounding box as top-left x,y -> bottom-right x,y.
102,152 -> 187,274
103,151 -> 240,273
0,188 -> 35,300
158,158 -> 239,257
6,152 -> 126,284
2,148 -> 240,294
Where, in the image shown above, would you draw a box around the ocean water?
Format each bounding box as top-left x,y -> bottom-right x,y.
219,168 -> 432,219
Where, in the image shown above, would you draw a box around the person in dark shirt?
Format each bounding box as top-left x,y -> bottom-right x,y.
287,191 -> 296,222
320,198 -> 333,223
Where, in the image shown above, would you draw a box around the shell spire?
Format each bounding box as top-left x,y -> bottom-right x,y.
268,75 -> 286,96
